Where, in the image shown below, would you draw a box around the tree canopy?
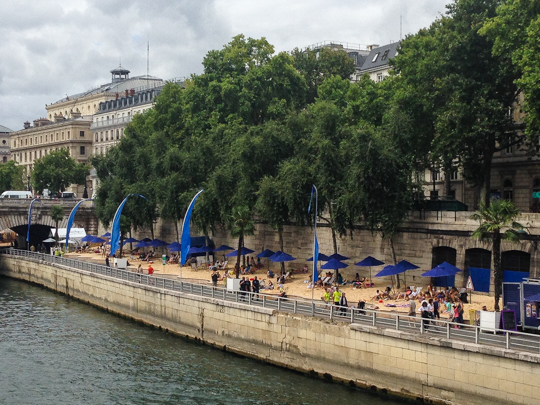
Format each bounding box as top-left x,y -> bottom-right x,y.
32,149 -> 89,195
0,161 -> 25,193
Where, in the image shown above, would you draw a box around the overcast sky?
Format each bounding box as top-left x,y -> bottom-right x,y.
0,0 -> 450,131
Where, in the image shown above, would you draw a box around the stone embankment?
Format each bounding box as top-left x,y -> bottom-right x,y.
1,255 -> 539,405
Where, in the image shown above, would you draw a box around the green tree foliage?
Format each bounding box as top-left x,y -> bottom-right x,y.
0,161 -> 25,193
50,205 -> 64,240
291,46 -> 356,105
228,206 -> 255,277
481,0 -> 540,137
471,199 -> 524,310
393,0 -> 521,205
32,149 -> 89,195
92,35 -> 416,269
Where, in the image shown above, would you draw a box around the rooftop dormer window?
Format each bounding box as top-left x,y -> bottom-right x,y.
381,49 -> 390,61
372,52 -> 380,63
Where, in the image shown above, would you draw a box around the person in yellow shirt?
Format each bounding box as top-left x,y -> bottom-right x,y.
333,288 -> 342,305
324,289 -> 331,304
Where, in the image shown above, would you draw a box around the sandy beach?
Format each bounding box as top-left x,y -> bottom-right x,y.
66,250 -> 495,320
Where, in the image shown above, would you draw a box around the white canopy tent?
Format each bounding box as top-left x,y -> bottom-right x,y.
49,228 -> 86,243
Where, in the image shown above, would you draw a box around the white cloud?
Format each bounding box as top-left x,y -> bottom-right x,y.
0,0 -> 449,131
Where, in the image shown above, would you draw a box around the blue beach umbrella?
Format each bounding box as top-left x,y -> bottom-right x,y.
214,245 -> 234,252
375,265 -> 403,277
394,260 -> 420,285
422,262 -> 461,278
328,253 -> 350,261
81,235 -> 95,242
226,247 -> 255,257
257,249 -> 275,258
199,245 -> 213,253
188,246 -> 202,254
135,241 -> 151,248
141,238 -> 152,243
123,237 -> 139,244
306,253 -> 330,262
320,258 -> 348,270
91,236 -> 106,243
355,256 -> 385,284
271,252 -> 296,262
101,232 -> 111,238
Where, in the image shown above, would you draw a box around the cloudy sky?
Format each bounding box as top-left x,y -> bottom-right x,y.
0,0 -> 450,131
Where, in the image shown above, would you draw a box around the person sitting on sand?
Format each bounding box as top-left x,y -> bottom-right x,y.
264,280 -> 274,290
396,286 -> 413,301
267,269 -> 275,278
371,290 -> 384,301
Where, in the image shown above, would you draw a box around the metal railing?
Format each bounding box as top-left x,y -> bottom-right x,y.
3,248 -> 540,355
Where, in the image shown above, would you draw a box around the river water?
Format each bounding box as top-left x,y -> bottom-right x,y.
0,278 -> 406,405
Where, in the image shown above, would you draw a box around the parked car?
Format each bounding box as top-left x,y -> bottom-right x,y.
0,191 -> 33,199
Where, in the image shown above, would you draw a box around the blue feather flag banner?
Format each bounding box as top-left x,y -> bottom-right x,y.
110,194 -> 148,257
26,198 -> 42,244
65,199 -> 92,251
181,190 -> 204,265
310,185 -> 319,284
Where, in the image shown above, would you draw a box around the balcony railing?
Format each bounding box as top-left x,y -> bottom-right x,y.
91,116 -> 133,129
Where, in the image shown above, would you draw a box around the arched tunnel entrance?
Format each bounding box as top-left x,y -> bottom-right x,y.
10,224 -> 53,252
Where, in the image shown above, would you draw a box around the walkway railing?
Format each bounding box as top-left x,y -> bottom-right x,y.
2,248 -> 540,355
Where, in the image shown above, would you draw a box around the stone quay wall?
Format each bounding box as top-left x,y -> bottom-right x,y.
1,255 -> 539,405
114,211 -> 540,292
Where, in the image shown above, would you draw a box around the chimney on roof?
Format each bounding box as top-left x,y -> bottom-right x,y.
367,44 -> 380,51
54,114 -> 66,123
130,89 -> 135,96
23,121 -> 31,129
71,111 -> 82,119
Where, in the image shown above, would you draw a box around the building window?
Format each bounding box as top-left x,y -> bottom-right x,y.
95,133 -> 98,142
67,131 -> 70,139
62,132 -> 64,140
380,49 -> 390,61
432,170 -> 441,181
377,73 -> 384,82
80,146 -> 86,155
372,52 -> 380,63
116,129 -> 119,140
503,179 -> 513,201
449,168 -> 459,180
56,133 -> 59,141
506,145 -> 514,155
100,132 -> 103,142
430,190 -> 439,200
80,131 -> 84,137
106,131 -> 109,141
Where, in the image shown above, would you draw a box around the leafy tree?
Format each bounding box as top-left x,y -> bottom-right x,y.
0,161 -> 25,193
292,46 -> 356,105
50,205 -> 64,241
32,149 -> 89,195
392,0 -> 521,205
256,176 -> 290,273
481,0 -> 540,137
228,206 -> 255,278
471,199 -> 524,311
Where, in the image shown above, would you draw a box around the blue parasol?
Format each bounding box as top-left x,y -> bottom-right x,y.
422,262 -> 461,278
214,245 -> 234,252
307,253 -> 330,262
271,252 -> 296,262
375,265 -> 404,277
101,232 -> 111,238
328,253 -> 350,261
226,247 -> 255,257
257,249 -> 275,258
320,258 -> 348,270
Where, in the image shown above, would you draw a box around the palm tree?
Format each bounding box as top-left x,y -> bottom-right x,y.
471,199 -> 524,311
50,205 -> 64,241
229,206 -> 255,278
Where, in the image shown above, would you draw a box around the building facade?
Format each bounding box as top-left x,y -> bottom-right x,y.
90,86 -> 164,155
0,124 -> 13,164
10,114 -> 93,172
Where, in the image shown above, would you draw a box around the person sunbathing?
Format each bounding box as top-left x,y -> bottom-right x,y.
264,280 -> 274,290
396,287 -> 413,301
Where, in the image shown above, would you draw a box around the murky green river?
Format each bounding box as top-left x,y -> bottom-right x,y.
0,277 -> 407,404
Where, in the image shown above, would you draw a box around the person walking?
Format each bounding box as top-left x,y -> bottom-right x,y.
420,301 -> 430,330
252,276 -> 260,299
333,288 -> 342,306
338,292 -> 348,315
211,270 -> 218,287
105,255 -> 110,267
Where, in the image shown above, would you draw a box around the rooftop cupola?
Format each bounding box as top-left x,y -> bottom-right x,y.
110,65 -> 130,83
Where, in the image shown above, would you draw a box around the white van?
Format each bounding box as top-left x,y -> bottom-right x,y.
0,191 -> 33,199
